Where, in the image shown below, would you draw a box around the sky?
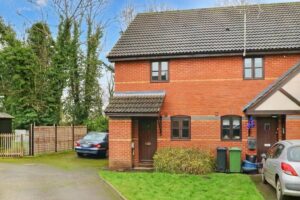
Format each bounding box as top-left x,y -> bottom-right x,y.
0,0 -> 299,102
1,0 -> 299,58
0,0 -> 223,59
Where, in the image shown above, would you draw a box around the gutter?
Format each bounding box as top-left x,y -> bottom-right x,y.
107,49 -> 300,62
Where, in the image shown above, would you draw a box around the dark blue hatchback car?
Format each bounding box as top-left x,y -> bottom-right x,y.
75,132 -> 108,158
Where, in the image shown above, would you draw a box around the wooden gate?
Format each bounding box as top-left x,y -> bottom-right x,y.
0,133 -> 27,157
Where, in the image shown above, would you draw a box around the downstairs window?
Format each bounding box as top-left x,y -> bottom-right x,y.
221,116 -> 242,140
171,116 -> 191,140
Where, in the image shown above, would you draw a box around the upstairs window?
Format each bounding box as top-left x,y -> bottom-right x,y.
151,61 -> 168,82
244,57 -> 264,80
221,116 -> 242,140
171,116 -> 190,140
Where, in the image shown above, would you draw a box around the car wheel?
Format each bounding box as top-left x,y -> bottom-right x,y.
77,153 -> 84,157
105,150 -> 109,158
276,179 -> 285,200
262,173 -> 267,184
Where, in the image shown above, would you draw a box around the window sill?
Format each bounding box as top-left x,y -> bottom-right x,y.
150,80 -> 169,83
221,139 -> 242,142
171,138 -> 191,141
243,78 -> 264,80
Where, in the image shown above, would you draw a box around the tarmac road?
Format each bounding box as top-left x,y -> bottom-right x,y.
0,163 -> 120,200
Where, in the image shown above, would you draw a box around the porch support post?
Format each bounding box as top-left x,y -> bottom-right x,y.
277,117 -> 283,141
108,117 -> 133,170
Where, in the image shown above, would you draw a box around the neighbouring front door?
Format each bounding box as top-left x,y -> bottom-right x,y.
139,118 -> 157,162
257,117 -> 278,161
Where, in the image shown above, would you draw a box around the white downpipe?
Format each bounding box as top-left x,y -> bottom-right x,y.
243,8 -> 247,57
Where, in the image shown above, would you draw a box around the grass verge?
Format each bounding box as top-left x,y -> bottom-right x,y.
0,151 -> 108,170
99,171 -> 264,200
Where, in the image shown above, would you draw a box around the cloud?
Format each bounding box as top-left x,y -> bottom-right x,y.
36,0 -> 48,7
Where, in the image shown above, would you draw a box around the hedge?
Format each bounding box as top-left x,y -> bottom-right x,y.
153,147 -> 215,175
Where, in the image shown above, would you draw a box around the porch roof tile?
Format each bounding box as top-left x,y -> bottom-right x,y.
105,91 -> 165,116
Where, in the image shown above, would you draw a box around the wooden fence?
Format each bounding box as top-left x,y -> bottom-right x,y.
0,125 -> 87,157
0,134 -> 25,157
32,125 -> 87,155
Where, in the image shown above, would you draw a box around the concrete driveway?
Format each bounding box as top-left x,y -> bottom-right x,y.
0,163 -> 120,200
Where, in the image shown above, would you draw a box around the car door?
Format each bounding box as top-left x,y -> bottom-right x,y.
265,144 -> 278,186
266,144 -> 285,187
270,144 -> 285,186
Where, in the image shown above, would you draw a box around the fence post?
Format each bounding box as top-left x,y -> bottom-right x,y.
21,134 -> 24,156
54,124 -> 57,152
31,123 -> 35,156
72,124 -> 75,150
29,124 -> 32,156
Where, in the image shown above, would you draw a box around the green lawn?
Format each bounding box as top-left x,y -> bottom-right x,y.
99,171 -> 264,200
0,151 -> 108,170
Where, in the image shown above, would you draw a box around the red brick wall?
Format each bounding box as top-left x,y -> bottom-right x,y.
111,54 -> 300,167
108,118 -> 132,169
115,54 -> 300,116
132,119 -> 139,166
286,116 -> 300,140
156,118 -> 257,160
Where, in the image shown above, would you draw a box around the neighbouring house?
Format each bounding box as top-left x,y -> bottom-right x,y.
0,112 -> 14,133
104,2 -> 300,169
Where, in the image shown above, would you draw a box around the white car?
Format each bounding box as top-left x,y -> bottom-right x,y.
262,140 -> 300,200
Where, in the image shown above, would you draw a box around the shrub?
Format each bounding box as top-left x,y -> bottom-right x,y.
153,147 -> 215,175
84,115 -> 108,132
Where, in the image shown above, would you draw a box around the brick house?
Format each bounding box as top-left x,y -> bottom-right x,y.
105,2 -> 300,169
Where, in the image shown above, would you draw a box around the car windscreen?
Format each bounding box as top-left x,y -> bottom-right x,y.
287,146 -> 300,162
83,132 -> 106,141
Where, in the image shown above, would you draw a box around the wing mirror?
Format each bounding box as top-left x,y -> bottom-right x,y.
261,153 -> 267,160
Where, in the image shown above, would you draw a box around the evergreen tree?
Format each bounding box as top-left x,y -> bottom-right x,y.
0,45 -> 40,128
27,22 -> 56,125
65,20 -> 84,124
50,17 -> 72,124
83,19 -> 103,119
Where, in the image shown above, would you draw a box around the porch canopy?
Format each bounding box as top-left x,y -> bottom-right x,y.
105,90 -> 165,117
244,61 -> 300,115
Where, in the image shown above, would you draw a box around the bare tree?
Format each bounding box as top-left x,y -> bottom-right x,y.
118,0 -> 136,32
144,0 -> 173,12
118,0 -> 173,33
50,0 -> 85,20
216,0 -> 261,6
106,69 -> 114,100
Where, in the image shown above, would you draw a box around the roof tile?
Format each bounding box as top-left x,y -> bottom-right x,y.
108,2 -> 300,60
105,91 -> 165,115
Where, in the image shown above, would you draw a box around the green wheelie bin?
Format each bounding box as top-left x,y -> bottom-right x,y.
229,147 -> 241,173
